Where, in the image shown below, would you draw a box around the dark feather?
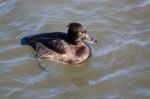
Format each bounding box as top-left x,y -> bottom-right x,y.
20,32 -> 68,54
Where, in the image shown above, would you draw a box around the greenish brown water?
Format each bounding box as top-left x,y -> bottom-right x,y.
0,0 -> 150,99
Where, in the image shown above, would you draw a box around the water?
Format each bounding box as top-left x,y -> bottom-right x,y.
0,0 -> 150,99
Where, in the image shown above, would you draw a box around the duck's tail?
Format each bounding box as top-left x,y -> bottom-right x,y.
20,36 -> 32,45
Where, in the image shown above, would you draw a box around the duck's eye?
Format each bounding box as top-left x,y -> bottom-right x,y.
78,32 -> 82,35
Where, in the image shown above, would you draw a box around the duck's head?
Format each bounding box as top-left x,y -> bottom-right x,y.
67,22 -> 97,45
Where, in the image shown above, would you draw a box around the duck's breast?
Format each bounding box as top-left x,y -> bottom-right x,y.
68,44 -> 91,64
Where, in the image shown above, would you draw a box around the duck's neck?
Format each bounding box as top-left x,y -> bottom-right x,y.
67,31 -> 78,45
67,39 -> 78,45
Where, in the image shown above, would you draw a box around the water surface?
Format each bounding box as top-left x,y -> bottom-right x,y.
0,0 -> 150,99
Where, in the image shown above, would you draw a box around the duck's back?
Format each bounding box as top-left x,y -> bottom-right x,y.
29,32 -> 67,39
21,32 -> 67,49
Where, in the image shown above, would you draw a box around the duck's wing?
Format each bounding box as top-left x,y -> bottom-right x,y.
35,42 -> 69,63
25,37 -> 68,54
31,32 -> 67,39
35,42 -> 58,58
20,32 -> 67,46
46,38 -> 69,54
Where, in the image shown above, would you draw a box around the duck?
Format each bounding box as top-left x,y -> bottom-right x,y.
21,22 -> 97,64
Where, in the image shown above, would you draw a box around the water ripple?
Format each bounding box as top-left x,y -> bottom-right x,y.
0,55 -> 31,64
1,86 -> 24,97
13,72 -> 48,85
72,0 -> 111,3
89,69 -> 129,85
0,0 -> 17,15
0,44 -> 20,52
130,88 -> 150,96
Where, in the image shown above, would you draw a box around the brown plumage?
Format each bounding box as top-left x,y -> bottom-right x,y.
21,22 -> 97,64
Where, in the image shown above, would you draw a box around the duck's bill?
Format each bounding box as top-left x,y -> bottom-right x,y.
84,34 -> 97,44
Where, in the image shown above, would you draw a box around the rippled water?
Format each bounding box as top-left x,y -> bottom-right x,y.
0,0 -> 150,99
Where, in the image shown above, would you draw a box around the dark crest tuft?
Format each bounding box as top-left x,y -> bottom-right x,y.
67,22 -> 82,28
